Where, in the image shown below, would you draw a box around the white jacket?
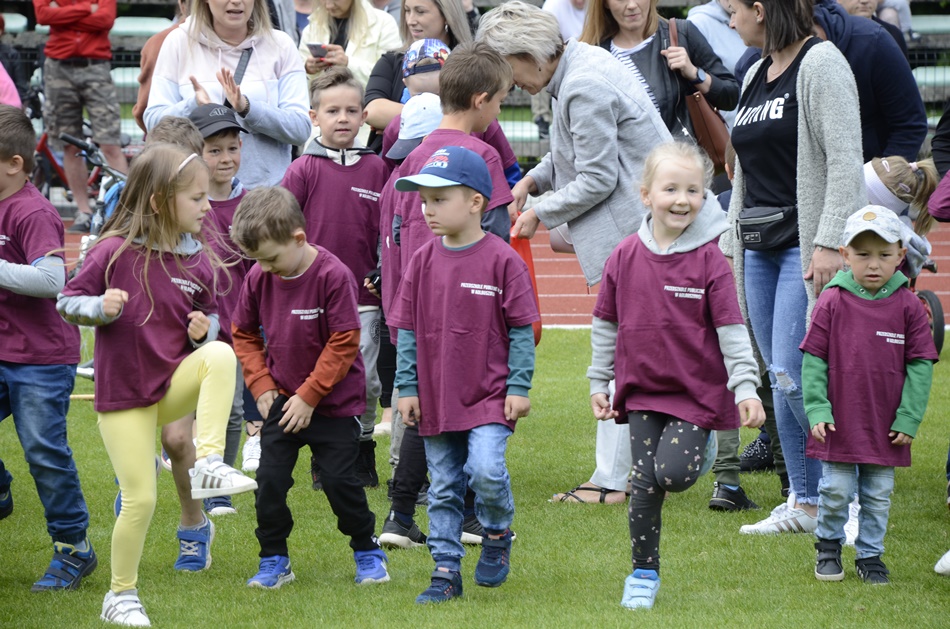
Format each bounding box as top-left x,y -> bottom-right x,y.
298,0 -> 401,88
144,19 -> 311,188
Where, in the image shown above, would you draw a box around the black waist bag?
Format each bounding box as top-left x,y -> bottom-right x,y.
737,206 -> 799,251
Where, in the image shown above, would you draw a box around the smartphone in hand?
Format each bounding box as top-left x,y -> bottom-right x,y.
307,43 -> 329,58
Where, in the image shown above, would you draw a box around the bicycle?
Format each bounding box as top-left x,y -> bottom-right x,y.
911,260 -> 944,356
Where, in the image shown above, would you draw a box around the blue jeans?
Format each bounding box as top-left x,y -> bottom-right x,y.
423,423 -> 514,569
816,461 -> 895,559
744,248 -> 821,505
0,361 -> 88,543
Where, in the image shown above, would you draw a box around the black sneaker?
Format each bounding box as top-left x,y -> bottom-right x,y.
0,484 -> 11,520
378,511 -> 427,549
708,483 -> 760,511
461,512 -> 486,545
416,568 -> 463,604
739,436 -> 775,472
779,472 -> 790,499
815,539 -> 844,581
355,440 -> 379,488
856,556 -> 890,584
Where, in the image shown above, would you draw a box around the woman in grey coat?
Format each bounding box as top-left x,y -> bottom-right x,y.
479,1 -> 717,505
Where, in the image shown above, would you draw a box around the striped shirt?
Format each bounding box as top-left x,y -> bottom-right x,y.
610,37 -> 659,112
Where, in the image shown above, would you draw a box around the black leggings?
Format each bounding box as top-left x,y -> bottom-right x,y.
628,411 -> 709,573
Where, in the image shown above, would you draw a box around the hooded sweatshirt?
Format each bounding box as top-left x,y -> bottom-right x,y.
588,198 -> 761,431
145,19 -> 311,189
801,269 -> 937,466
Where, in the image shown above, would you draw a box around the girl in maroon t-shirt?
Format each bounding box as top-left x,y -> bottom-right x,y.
589,143 -> 765,610
58,144 -> 257,627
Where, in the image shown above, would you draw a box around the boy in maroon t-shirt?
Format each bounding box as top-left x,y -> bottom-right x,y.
389,146 -> 539,603
230,187 -> 390,589
280,67 -> 388,490
803,206 -> 937,585
0,104 -> 96,591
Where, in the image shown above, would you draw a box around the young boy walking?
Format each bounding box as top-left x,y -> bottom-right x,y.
230,187 -> 389,589
803,206 -> 938,585
389,146 -> 539,603
280,67 -> 388,489
0,104 -> 97,591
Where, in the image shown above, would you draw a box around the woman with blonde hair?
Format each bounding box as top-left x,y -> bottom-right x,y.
145,0 -> 311,188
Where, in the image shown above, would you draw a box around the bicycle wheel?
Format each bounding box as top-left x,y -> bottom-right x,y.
919,290 -> 944,356
31,153 -> 52,199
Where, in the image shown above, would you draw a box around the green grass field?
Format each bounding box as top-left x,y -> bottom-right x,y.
1,329 -> 948,628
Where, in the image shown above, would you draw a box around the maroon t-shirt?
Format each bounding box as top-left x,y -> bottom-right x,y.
0,182 -> 80,365
61,236 -> 218,412
231,246 -> 366,418
801,286 -> 938,467
388,235 -> 539,436
392,129 -> 515,304
382,117 -> 519,177
593,235 -> 745,430
204,191 -> 252,345
281,154 -> 386,308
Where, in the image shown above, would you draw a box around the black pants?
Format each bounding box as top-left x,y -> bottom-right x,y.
392,422 -> 476,517
377,316 -> 396,409
628,411 -> 709,573
255,394 -> 377,557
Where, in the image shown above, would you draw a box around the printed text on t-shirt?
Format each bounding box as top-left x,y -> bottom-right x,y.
171,277 -> 203,296
664,285 -> 705,300
461,282 -> 503,297
292,307 -> 324,320
733,96 -> 786,128
876,330 -> 905,345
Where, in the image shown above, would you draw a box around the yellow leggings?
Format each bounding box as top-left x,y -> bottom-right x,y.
98,341 -> 236,592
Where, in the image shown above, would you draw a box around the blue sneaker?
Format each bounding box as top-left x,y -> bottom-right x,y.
203,495 -> 237,516
354,548 -> 390,584
621,569 -> 660,610
174,518 -> 215,571
474,529 -> 513,587
415,569 -> 463,604
0,485 -> 12,520
247,555 -> 295,589
31,539 -> 98,591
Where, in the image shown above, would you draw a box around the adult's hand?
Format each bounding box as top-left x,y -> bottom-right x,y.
804,246 -> 844,296
510,176 -> 536,216
217,68 -> 245,113
190,76 -> 212,106
661,46 -> 698,82
511,208 -> 541,240
322,44 -> 348,68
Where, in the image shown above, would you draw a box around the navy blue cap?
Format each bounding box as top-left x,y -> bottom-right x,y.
394,146 -> 492,201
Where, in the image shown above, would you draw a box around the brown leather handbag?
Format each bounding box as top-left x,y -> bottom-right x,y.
669,18 -> 729,173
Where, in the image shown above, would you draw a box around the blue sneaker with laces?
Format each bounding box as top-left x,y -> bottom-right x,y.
0,485 -> 12,520
415,568 -> 463,604
474,529 -> 513,587
354,548 -> 390,584
174,518 -> 215,572
31,538 -> 97,591
247,555 -> 295,589
621,568 -> 660,610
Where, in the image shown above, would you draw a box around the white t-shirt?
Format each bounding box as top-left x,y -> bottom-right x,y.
542,0 -> 586,40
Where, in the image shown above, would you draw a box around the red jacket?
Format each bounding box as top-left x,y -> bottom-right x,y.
33,0 -> 115,60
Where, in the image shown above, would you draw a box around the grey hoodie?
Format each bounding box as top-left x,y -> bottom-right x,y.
588,199 -> 761,407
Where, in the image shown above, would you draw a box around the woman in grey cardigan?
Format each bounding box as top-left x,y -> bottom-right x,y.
480,1 -> 721,505
725,0 -> 865,533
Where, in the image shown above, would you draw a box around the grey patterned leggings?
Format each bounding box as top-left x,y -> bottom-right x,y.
628,411 -> 710,573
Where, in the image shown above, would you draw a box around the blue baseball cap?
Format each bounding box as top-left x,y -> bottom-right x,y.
394,146 -> 493,201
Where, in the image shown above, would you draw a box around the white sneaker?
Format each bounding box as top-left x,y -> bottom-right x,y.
190,455 -> 257,499
740,499 -> 818,534
101,589 -> 150,627
844,499 -> 860,546
935,549 -> 950,576
242,434 -> 261,473
373,421 -> 392,437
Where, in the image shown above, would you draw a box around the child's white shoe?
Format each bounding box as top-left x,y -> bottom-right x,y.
935,549 -> 950,576
101,589 -> 150,626
190,455 -> 257,499
621,569 -> 660,610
